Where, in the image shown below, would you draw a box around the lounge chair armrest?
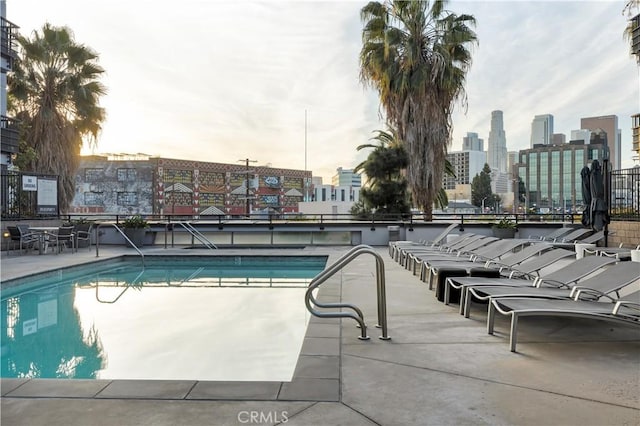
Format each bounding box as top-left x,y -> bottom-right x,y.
536,279 -> 570,289
612,301 -> 640,315
571,287 -> 610,300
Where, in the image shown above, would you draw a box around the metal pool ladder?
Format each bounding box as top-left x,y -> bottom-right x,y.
165,221 -> 218,249
305,244 -> 390,340
95,223 -> 145,266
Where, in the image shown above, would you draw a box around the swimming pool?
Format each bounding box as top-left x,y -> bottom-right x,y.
1,255 -> 326,381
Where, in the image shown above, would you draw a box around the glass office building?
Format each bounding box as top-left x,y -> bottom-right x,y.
516,140 -> 605,212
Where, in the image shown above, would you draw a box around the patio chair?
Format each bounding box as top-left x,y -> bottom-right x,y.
6,225 -> 39,255
466,260 -> 639,318
487,288 -> 640,352
75,223 -> 93,250
44,226 -> 75,254
456,255 -> 617,317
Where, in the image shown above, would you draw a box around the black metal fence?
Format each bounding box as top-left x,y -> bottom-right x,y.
610,167 -> 640,221
1,171 -> 59,219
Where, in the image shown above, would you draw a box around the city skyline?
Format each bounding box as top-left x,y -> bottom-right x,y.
7,1 -> 639,181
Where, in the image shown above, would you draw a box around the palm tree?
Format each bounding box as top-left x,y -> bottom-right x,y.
360,0 -> 477,220
9,24 -> 106,209
354,129 -> 411,218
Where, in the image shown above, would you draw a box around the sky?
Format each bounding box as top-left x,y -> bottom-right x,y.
7,0 -> 640,181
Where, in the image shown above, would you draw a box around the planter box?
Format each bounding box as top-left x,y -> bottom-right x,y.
492,227 -> 516,239
123,228 -> 146,248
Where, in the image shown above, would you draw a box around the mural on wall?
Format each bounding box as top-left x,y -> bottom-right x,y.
71,156 -> 312,216
70,158 -> 154,214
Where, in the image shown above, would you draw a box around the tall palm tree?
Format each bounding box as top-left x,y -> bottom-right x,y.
9,24 -> 106,209
360,0 -> 477,220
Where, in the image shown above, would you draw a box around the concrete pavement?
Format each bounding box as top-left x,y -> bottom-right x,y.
1,245 -> 639,425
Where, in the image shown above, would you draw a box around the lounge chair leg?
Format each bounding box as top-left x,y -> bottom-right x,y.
487,302 -> 496,334
510,314 -> 519,352
463,290 -> 472,318
444,278 -> 450,305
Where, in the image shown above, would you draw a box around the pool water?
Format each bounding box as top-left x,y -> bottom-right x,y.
1,256 -> 326,381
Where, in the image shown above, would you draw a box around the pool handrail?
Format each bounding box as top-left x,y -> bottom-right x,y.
95,222 -> 145,266
163,221 -> 218,249
305,244 -> 390,340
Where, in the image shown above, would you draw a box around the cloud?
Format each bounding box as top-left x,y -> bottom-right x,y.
8,0 -> 639,181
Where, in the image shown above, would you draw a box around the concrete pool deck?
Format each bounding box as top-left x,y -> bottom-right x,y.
1,245 -> 639,425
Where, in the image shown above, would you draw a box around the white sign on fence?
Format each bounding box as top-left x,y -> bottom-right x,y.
22,175 -> 37,191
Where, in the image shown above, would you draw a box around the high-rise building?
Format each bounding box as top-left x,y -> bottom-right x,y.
442,151 -> 487,190
487,110 -> 507,172
632,114 -> 639,161
570,129 -> 591,144
580,115 -> 621,170
552,133 -> 566,144
0,1 -> 19,170
530,114 -> 554,147
516,140 -> 607,211
462,132 -> 484,151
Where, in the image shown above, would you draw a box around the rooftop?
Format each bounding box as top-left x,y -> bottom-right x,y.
1,245 -> 638,425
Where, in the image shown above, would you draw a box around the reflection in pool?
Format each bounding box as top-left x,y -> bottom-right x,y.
1,256 -> 326,381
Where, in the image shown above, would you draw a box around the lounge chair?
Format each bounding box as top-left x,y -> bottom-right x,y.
466,261 -> 639,317
553,228 -> 593,243
419,238 -> 530,285
487,289 -> 640,352
388,223 -> 458,257
526,227 -> 576,242
402,233 -> 496,270
550,230 -> 606,249
454,255 -> 617,317
441,248 -> 578,310
398,233 -> 479,266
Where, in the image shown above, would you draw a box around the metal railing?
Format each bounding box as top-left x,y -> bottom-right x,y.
95,223 -> 145,266
166,221 -> 217,249
1,171 -> 59,219
610,167 -> 640,221
305,244 -> 390,340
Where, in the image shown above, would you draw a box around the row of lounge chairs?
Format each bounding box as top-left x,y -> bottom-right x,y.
389,229 -> 640,352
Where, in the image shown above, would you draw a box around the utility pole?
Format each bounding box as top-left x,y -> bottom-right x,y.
238,158 -> 257,216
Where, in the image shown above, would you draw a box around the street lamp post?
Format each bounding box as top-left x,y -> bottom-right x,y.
481,197 -> 487,213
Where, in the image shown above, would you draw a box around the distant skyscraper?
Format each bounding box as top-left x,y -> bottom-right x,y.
570,129 -> 591,144
552,133 -> 566,144
442,150 -> 487,189
462,132 -> 484,151
580,115 -> 621,169
530,114 -> 554,147
487,110 -> 507,172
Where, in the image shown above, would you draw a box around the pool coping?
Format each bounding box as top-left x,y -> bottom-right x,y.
1,248 -> 345,402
